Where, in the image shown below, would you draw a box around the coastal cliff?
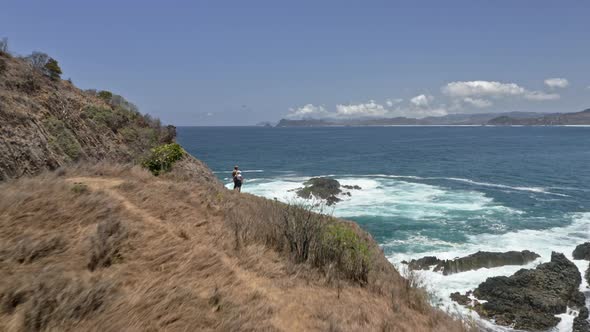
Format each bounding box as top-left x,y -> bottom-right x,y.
0,49 -> 467,331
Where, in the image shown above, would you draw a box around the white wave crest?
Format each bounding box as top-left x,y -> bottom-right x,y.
240,176 -> 519,219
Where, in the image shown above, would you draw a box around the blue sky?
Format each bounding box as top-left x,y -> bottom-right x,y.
1,1 -> 589,125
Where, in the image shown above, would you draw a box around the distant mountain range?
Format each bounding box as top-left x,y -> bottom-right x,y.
487,109 -> 590,126
275,110 -> 590,127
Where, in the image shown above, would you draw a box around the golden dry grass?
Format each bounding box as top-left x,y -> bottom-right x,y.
0,163 -> 472,331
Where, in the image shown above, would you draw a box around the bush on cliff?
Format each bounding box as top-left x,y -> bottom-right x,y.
44,116 -> 82,160
226,199 -> 372,284
83,105 -> 134,133
44,58 -> 62,81
97,90 -> 113,102
142,143 -> 184,175
317,222 -> 371,283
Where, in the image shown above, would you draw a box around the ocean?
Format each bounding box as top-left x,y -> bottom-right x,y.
178,126 -> 590,330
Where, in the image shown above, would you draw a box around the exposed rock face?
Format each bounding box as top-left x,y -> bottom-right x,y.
405,250 -> 539,275
296,177 -> 342,205
573,242 -> 590,260
574,307 -> 590,332
473,252 -> 585,331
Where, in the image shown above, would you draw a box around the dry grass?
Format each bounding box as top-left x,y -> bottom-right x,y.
0,163 -> 471,331
87,218 -> 127,271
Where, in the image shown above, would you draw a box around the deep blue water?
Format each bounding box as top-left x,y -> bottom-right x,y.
178,126 -> 590,327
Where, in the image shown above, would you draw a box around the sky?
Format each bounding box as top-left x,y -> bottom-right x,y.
1,1 -> 589,125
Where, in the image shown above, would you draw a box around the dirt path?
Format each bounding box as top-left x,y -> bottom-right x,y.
66,176 -> 312,331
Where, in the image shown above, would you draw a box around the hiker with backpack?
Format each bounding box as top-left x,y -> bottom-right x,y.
232,165 -> 243,192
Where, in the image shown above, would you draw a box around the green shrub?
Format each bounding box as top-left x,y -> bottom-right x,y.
119,127 -> 139,143
142,143 -> 184,175
280,203 -> 326,263
317,222 -> 371,283
83,106 -> 132,133
44,58 -> 62,81
44,117 -> 82,160
97,90 -> 113,102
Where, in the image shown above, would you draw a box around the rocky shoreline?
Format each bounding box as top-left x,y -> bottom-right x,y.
425,243 -> 590,331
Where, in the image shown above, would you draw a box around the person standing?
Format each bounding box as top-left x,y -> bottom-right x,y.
232,165 -> 243,192
234,170 -> 243,192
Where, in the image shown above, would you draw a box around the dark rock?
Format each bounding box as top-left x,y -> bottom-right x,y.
586,266 -> 590,285
473,252 -> 583,331
450,291 -> 480,307
434,250 -> 540,275
450,292 -> 470,306
342,184 -> 362,190
296,177 -> 342,205
573,242 -> 590,260
406,256 -> 441,270
405,250 -> 539,275
574,307 -> 590,332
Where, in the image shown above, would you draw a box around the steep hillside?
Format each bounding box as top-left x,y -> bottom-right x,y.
0,164 -> 468,331
0,51 -> 174,180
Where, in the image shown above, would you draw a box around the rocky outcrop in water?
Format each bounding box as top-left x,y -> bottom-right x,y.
435,250 -> 539,275
472,252 -> 585,331
573,242 -> 590,260
296,177 -> 342,205
295,178 -> 361,205
404,256 -> 440,270
404,250 -> 539,275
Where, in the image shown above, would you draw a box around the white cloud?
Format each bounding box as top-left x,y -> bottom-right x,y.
544,78 -> 569,89
386,98 -> 403,107
442,80 -> 559,102
335,100 -> 388,118
286,104 -> 329,119
524,91 -> 560,101
410,94 -> 433,108
463,97 -> 493,108
287,98 -> 449,120
442,81 -> 525,98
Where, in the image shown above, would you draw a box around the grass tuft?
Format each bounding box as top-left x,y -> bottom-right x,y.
87,218 -> 127,271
